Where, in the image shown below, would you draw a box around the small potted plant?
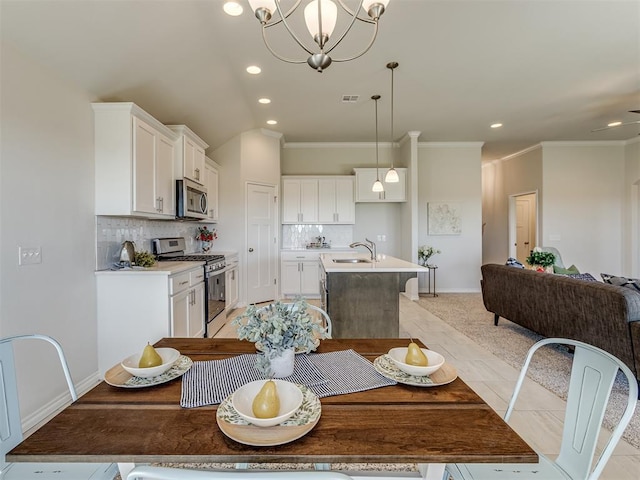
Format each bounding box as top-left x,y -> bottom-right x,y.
526,247 -> 556,273
232,297 -> 328,377
418,245 -> 441,266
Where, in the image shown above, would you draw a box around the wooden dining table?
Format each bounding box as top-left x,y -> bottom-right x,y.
8,338 -> 537,480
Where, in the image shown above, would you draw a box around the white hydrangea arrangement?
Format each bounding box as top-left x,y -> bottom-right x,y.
232,297 -> 327,374
418,245 -> 441,265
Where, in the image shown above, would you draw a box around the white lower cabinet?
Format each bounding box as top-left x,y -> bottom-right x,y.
97,264 -> 205,376
225,266 -> 239,312
281,252 -> 321,297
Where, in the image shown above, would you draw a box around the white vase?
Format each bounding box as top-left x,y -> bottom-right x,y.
201,240 -> 212,253
268,348 -> 295,378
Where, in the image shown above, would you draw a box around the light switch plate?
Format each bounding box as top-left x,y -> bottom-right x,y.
19,246 -> 42,265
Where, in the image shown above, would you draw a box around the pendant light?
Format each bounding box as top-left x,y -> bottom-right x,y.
384,61 -> 399,183
372,94 -> 384,193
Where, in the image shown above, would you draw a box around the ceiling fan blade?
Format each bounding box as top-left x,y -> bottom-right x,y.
591,120 -> 640,132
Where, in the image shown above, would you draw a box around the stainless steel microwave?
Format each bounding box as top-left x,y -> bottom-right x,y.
176,178 -> 208,220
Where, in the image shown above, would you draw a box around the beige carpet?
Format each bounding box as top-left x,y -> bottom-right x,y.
416,292 -> 640,450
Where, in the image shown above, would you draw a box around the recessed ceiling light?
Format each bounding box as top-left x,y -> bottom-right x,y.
266,120 -> 277,125
223,1 -> 243,16
490,123 -> 503,129
258,98 -> 271,104
608,121 -> 622,127
246,65 -> 261,75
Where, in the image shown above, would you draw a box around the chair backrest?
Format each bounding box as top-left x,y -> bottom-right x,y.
504,337 -> 638,480
127,465 -> 354,479
0,334 -> 77,468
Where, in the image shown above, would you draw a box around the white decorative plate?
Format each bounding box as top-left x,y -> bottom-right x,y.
373,354 -> 457,387
216,383 -> 321,446
105,355 -> 193,388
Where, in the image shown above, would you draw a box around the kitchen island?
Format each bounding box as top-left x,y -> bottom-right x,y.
320,253 -> 427,338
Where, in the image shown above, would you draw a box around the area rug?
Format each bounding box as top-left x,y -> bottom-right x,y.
416,293 -> 640,450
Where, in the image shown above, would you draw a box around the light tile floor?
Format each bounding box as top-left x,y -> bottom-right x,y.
220,297 -> 640,479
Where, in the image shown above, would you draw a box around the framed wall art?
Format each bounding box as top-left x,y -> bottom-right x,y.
428,202 -> 462,235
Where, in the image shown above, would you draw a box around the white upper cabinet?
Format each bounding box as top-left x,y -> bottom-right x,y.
93,102 -> 177,219
167,125 -> 208,185
282,178 -> 319,223
318,177 -> 355,224
204,159 -> 219,222
353,168 -> 407,202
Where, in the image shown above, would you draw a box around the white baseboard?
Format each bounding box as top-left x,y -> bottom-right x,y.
22,371 -> 102,437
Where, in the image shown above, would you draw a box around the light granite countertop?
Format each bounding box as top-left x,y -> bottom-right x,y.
95,260 -> 204,276
320,253 -> 427,273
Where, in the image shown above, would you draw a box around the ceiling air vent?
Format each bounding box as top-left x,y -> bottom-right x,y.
341,95 -> 359,103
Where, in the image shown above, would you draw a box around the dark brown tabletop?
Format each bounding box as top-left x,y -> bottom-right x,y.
8,338 -> 537,466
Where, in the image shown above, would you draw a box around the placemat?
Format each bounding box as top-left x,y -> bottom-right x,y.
307,349 -> 396,397
180,353 -> 326,408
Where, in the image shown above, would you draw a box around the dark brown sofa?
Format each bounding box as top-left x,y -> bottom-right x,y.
481,263 -> 640,383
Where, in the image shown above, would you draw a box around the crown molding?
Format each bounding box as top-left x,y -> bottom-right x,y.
283,142 -> 393,149
625,135 -> 640,146
418,141 -> 484,148
540,140 -> 627,148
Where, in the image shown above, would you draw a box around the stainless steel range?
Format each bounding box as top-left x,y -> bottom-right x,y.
152,237 -> 226,337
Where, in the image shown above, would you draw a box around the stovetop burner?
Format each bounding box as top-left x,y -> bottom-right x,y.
152,237 -> 226,272
161,254 -> 224,263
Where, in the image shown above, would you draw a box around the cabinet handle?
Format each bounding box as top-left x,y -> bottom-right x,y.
195,168 -> 200,181
180,280 -> 189,286
160,197 -> 164,212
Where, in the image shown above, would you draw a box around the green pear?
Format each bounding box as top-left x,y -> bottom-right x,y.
252,380 -> 280,418
138,343 -> 163,368
405,342 -> 428,366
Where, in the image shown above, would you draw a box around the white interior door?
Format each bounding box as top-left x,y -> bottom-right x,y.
246,183 -> 277,304
513,193 -> 537,263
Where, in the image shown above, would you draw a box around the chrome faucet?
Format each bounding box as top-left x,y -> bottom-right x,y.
349,238 -> 377,261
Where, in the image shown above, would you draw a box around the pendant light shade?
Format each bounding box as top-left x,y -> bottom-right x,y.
371,94 -> 384,193
384,61 -> 399,183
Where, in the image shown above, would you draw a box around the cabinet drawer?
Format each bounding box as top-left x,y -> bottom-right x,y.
170,272 -> 191,295
189,269 -> 205,285
281,251 -> 320,262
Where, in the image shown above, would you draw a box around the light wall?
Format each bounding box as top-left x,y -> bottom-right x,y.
1,43 -> 99,425
624,138 -> 640,277
417,143 -> 484,292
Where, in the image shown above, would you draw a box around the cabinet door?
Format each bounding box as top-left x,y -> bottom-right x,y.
300,261 -> 320,296
334,178 -> 355,223
189,283 -> 205,338
193,145 -> 205,184
355,169 -> 382,202
156,133 -> 175,216
282,179 -> 302,223
171,289 -> 190,337
299,179 -> 318,222
317,179 -> 337,223
281,261 -> 302,295
183,137 -> 196,182
226,267 -> 239,309
132,117 -> 157,214
383,168 -> 407,201
205,163 -> 219,221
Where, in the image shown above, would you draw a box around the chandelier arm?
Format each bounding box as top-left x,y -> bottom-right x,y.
329,22 -> 379,61
335,0 -> 377,24
261,27 -> 309,64
269,0 -> 316,56
261,0 -> 304,28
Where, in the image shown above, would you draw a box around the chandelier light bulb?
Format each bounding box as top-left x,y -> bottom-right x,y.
304,0 -> 338,46
372,180 -> 384,192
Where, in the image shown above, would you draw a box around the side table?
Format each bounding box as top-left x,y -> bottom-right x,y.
426,264 -> 438,297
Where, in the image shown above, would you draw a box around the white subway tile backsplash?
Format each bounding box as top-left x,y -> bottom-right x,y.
95,216 -> 214,270
281,224 -> 353,249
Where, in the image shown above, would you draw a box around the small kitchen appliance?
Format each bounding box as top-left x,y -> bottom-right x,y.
153,237 -> 226,337
118,240 -> 136,267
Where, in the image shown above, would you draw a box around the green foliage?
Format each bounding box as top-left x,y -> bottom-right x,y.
526,248 -> 556,267
134,250 -> 156,268
232,297 -> 328,375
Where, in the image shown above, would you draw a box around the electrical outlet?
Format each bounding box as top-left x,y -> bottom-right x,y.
19,246 -> 42,265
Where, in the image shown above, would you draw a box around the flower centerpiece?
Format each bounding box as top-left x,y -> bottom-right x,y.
418,245 -> 441,266
526,247 -> 556,273
195,226 -> 217,253
231,297 -> 328,377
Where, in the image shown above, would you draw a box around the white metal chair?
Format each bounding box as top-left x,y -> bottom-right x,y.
0,334 -> 118,479
444,338 -> 638,480
126,466 -> 353,479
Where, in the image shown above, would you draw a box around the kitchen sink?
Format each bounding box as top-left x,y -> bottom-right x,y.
332,258 -> 371,263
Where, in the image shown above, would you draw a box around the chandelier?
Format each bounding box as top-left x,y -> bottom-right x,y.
384,61 -> 399,183
371,95 -> 384,192
246,0 -> 391,72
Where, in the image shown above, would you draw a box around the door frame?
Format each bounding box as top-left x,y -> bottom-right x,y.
244,181 -> 279,305
508,191 -> 539,260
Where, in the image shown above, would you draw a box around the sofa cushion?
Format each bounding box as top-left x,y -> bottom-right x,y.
505,257 -> 525,268
564,272 -> 598,282
554,264 -> 580,275
601,273 -> 640,292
